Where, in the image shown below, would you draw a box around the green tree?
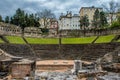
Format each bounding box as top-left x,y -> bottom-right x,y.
29,14 -> 35,26
92,10 -> 108,29
92,9 -> 100,28
100,11 -> 108,27
34,14 -> 40,27
5,16 -> 9,23
117,9 -> 120,22
0,15 -> 2,22
10,17 -> 13,24
37,9 -> 56,28
80,15 -> 89,30
102,0 -> 119,23
80,15 -> 89,36
12,8 -> 25,26
10,8 -> 40,33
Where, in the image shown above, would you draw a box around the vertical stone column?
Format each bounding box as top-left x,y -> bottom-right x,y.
74,60 -> 82,74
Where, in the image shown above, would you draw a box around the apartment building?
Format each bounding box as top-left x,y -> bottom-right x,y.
79,6 -> 103,28
59,12 -> 80,30
49,19 -> 58,36
39,18 -> 58,36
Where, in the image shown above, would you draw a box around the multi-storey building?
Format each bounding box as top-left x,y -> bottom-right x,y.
39,18 -> 58,36
49,19 -> 58,36
59,12 -> 80,30
79,6 -> 103,28
106,13 -> 118,24
39,18 -> 51,28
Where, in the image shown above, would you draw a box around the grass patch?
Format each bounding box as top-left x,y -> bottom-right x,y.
95,35 -> 115,43
0,39 -> 4,43
117,39 -> 120,42
25,37 -> 59,44
62,36 -> 97,44
5,36 -> 26,44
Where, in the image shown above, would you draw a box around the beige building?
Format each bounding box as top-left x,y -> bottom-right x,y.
39,18 -> 51,28
79,6 -> 103,28
106,13 -> 119,24
39,18 -> 58,37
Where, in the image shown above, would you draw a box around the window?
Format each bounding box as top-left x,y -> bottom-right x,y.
67,24 -> 69,26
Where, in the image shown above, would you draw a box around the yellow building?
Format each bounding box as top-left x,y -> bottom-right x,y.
79,6 -> 103,28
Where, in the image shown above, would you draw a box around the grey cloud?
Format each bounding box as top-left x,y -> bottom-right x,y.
0,0 -> 117,19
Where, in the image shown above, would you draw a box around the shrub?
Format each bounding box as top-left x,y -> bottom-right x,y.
110,21 -> 120,29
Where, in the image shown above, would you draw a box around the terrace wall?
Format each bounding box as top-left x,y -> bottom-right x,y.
0,43 -> 119,61
0,44 -> 34,59
60,29 -> 120,37
0,24 -> 120,37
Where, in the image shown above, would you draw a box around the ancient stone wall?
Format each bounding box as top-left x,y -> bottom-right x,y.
0,22 -> 120,37
0,43 -> 119,61
60,29 -> 120,37
36,65 -> 73,72
11,64 -> 31,79
0,44 -> 34,59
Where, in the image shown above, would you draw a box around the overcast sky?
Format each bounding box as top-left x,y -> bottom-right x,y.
0,0 -> 119,19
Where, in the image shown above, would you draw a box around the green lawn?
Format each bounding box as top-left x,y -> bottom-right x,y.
95,35 -> 115,43
117,39 -> 120,42
0,39 -> 4,43
5,36 -> 26,44
25,37 -> 59,44
62,36 -> 97,44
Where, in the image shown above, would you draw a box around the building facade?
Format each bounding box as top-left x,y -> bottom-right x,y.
39,18 -> 58,37
106,13 -> 118,24
79,6 -> 103,28
49,19 -> 59,36
59,12 -> 80,30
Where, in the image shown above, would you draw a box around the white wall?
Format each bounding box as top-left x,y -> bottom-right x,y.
59,16 -> 80,30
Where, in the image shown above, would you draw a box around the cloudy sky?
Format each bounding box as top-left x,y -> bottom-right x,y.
0,0 -> 119,19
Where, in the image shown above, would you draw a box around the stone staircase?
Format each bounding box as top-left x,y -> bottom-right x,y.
111,35 -> 120,42
0,36 -> 9,43
0,43 -> 119,61
0,44 -> 33,59
112,46 -> 120,63
79,43 -> 119,61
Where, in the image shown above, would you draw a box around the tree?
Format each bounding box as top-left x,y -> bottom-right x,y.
10,17 -> 13,24
12,8 -> 25,26
37,9 -> 56,28
92,9 -> 100,28
29,14 -> 34,26
80,15 -> 89,36
100,11 -> 108,27
5,16 -> 9,23
92,10 -> 108,29
80,15 -> 89,30
0,15 -> 2,22
11,8 -> 40,32
102,0 -> 119,23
